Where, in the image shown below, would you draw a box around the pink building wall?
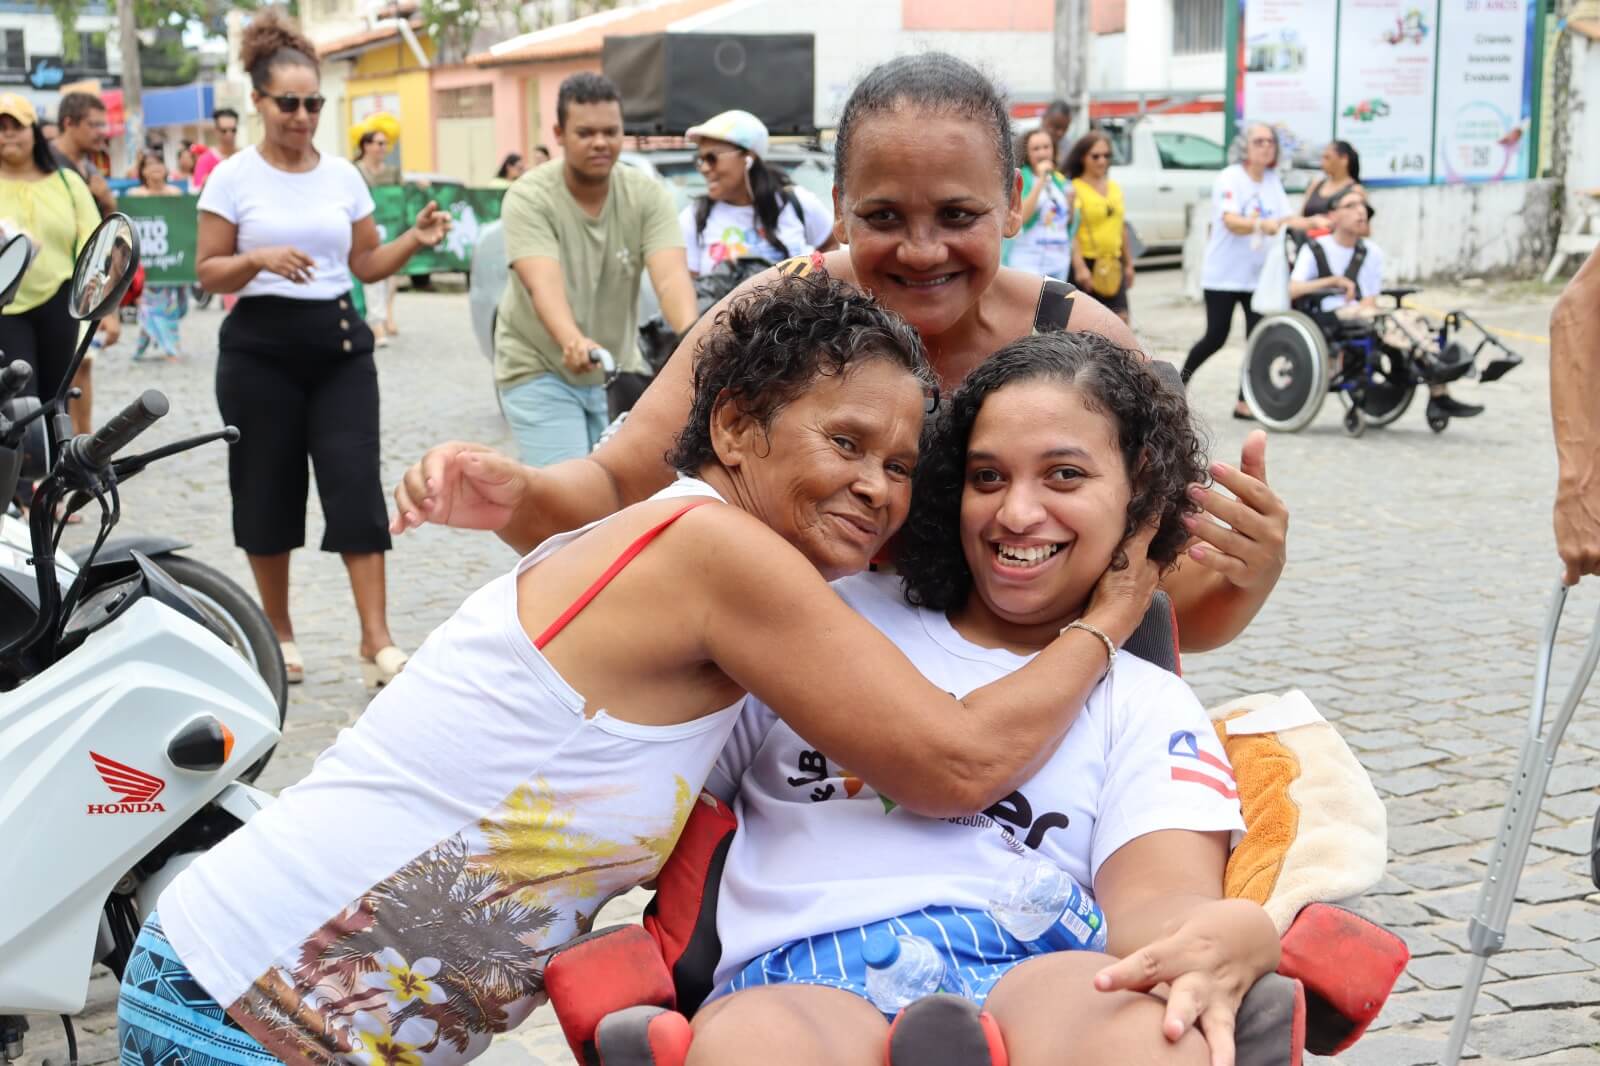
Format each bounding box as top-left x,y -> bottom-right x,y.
431,55 -> 603,163
900,0 -> 1051,31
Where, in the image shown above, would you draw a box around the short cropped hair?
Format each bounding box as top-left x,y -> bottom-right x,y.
58,92 -> 105,127
667,273 -> 932,475
556,72 -> 621,128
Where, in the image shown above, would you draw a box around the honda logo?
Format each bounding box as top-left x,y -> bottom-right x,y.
87,752 -> 167,814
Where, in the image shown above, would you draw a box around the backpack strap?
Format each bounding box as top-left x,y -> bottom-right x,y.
1344,240 -> 1367,299
1306,238 -> 1333,281
1033,277 -> 1078,333
781,186 -> 805,227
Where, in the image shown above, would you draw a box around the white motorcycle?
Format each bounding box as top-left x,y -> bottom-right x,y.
0,216 -> 281,1064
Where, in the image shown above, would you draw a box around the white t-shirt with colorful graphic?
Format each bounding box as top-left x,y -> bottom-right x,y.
1006,170 -> 1074,278
707,572 -> 1245,990
1201,164 -> 1291,292
679,187 -> 833,275
158,478 -> 741,1066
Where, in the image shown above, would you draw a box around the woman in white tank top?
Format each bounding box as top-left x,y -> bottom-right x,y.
118,274 -> 1165,1066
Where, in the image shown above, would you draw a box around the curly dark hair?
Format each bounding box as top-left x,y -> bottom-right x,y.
666,273 -> 934,475
896,332 -> 1207,613
241,9 -> 318,92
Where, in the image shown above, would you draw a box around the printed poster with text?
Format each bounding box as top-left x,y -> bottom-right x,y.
1335,0 -> 1441,185
1241,0 -> 1338,167
1432,0 -> 1536,183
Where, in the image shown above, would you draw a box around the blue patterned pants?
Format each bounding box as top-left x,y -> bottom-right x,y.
116,913 -> 276,1066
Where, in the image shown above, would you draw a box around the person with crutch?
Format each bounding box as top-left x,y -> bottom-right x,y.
1444,243 -> 1600,1065
1554,244 -> 1600,586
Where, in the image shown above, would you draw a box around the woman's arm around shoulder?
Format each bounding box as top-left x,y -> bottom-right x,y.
684,502 -> 1139,818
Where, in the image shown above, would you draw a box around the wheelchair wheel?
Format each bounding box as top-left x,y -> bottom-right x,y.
1343,404 -> 1366,438
1241,312 -> 1329,432
1356,348 -> 1416,427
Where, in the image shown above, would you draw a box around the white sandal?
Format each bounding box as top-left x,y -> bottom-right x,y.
280,641 -> 304,685
361,645 -> 408,689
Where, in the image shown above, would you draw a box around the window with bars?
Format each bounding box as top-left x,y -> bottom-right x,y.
1172,0 -> 1224,56
0,30 -> 23,71
77,33 -> 107,71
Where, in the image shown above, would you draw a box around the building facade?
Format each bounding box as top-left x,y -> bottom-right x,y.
0,1 -> 120,121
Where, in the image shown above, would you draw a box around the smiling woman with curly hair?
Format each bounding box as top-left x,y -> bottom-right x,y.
896,330 -> 1207,615
695,331 -> 1277,1066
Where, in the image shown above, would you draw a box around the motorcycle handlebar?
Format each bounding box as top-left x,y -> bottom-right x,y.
69,389 -> 169,470
0,359 -> 30,406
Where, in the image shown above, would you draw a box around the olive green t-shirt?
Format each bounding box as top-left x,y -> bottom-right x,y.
495,161 -> 682,389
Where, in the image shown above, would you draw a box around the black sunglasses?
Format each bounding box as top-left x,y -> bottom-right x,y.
695,148 -> 740,169
265,93 -> 326,115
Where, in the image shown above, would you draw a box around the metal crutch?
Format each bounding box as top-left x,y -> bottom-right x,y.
1444,575 -> 1600,1066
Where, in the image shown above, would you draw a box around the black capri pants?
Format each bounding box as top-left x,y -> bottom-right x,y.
1181,288 -> 1264,401
216,293 -> 391,556
0,281 -> 81,402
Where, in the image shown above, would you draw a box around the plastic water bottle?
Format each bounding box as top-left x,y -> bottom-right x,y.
862,931 -> 968,1014
989,850 -> 1108,952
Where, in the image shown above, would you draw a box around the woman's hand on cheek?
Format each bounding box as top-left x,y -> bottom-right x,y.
1093,899 -> 1280,1066
1083,521 -> 1160,647
1181,430 -> 1286,593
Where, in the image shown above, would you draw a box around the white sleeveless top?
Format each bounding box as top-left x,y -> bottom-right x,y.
159,477 -> 739,1066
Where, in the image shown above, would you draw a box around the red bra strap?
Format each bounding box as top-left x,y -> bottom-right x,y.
533,500 -> 714,650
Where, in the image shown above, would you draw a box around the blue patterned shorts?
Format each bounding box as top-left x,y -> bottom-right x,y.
718,905 -> 1054,1017
116,912 -> 277,1066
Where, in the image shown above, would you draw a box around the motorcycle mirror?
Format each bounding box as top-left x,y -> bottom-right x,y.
68,213 -> 140,323
0,233 -> 34,311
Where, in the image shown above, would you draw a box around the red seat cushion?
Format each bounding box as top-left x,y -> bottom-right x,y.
1277,903 -> 1409,1055
642,792 -> 738,1015
545,925 -> 676,1063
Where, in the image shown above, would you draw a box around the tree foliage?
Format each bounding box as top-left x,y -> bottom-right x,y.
37,0 -> 288,69
419,0 -> 627,64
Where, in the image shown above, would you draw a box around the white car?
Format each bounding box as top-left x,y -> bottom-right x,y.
1107,122 -> 1227,253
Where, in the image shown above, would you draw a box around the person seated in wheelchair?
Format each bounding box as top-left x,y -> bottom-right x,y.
1288,191 -> 1483,421
688,333 -> 1279,1066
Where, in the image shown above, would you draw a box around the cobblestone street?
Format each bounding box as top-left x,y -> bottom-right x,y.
17,268 -> 1600,1066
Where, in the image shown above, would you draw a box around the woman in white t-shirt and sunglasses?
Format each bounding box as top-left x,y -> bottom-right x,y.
679,110 -> 835,281
195,10 -> 449,690
1181,123 -> 1313,419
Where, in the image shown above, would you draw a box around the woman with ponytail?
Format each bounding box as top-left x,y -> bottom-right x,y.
1297,140 -> 1363,236
679,109 -> 834,278
192,9 -> 450,692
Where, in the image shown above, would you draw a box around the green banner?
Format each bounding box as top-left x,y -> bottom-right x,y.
114,184 -> 508,286
371,184 -> 507,275
118,194 -> 201,285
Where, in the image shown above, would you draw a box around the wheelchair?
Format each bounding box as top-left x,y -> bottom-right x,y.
1240,287 -> 1523,437
539,596 -> 1411,1066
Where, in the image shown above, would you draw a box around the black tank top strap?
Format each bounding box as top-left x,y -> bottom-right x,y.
1033,278 -> 1078,333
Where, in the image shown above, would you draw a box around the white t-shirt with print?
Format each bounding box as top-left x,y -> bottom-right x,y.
678,186 -> 833,275
197,146 -> 375,300
1201,164 -> 1291,292
1291,235 -> 1385,313
1007,172 -> 1074,278
707,571 -> 1245,990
